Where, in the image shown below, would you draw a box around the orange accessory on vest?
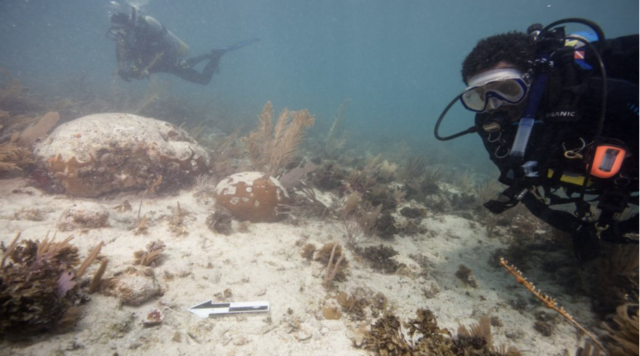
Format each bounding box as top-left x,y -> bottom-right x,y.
590,144 -> 626,178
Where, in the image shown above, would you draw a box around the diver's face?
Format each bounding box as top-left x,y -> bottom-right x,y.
492,99 -> 528,121
466,61 -> 528,120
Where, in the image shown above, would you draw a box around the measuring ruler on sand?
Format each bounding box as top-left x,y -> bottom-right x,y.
188,301 -> 270,318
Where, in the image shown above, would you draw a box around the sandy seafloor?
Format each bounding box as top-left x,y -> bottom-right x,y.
0,175 -> 601,356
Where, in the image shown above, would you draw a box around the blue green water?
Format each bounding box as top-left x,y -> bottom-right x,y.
0,0 -> 637,168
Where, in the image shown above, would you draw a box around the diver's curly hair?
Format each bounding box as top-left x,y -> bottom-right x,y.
110,12 -> 131,27
461,32 -> 536,84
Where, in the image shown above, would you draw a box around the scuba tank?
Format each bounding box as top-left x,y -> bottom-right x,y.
143,16 -> 190,57
129,5 -> 190,57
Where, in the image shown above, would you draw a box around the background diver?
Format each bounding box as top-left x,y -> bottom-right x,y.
108,7 -> 258,85
434,19 -> 638,261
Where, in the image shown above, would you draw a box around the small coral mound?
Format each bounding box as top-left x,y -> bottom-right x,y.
101,266 -> 162,306
206,209 -> 233,235
213,171 -> 289,222
57,202 -> 110,231
455,264 -> 479,288
33,113 -> 209,197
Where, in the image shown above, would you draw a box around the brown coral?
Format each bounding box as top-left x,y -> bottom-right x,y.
323,243 -> 346,288
133,240 -> 166,267
243,101 -> 315,177
455,265 -> 479,288
604,303 -> 639,356
0,141 -> 33,172
356,244 -> 400,275
0,233 -> 102,337
300,243 -> 316,261
14,111 -> 59,147
362,309 -> 453,355
0,109 -> 59,173
315,243 -> 349,287
362,308 -> 520,356
214,171 -> 290,222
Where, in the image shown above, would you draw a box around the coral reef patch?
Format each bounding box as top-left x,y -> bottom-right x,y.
0,234 -> 101,338
33,113 -> 209,197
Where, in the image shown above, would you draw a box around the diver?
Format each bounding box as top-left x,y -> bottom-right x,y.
434,19 -> 638,261
107,6 -> 258,85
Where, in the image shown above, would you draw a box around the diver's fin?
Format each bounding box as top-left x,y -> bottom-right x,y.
210,38 -> 260,61
218,38 -> 260,52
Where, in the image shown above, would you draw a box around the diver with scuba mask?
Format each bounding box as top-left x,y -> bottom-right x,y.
434,20 -> 639,261
107,6 -> 259,85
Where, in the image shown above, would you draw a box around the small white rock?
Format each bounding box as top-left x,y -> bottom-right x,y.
293,329 -> 312,341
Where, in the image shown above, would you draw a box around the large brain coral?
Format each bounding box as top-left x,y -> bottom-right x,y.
213,171 -> 289,222
33,113 -> 209,197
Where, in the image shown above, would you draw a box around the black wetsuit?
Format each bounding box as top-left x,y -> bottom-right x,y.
113,15 -> 222,85
475,35 -> 639,256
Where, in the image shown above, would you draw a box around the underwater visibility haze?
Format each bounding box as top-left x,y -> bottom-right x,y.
1,0 -> 637,159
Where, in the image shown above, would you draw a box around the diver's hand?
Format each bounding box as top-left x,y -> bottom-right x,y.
482,186 -> 525,214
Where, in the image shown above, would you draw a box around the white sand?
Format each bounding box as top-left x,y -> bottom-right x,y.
0,176 -> 601,355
